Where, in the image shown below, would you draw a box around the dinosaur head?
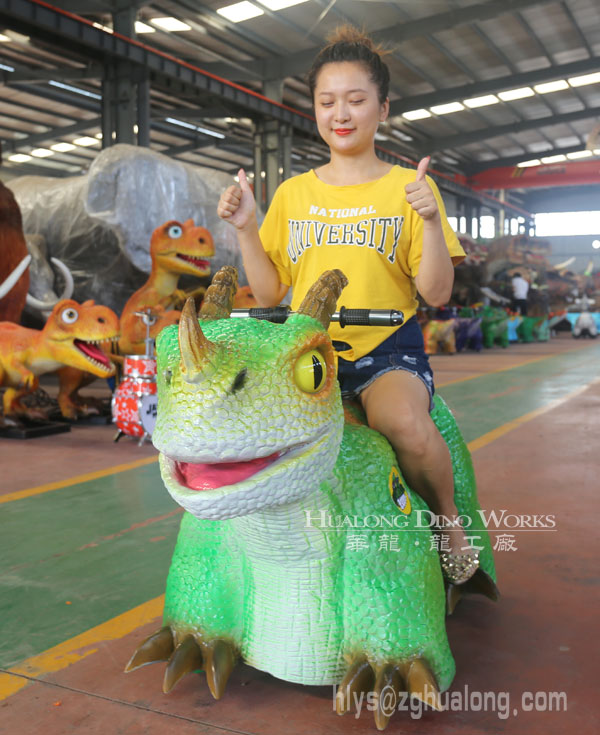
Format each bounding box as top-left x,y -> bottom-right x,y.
43,299 -> 119,377
153,267 -> 348,520
151,219 -> 214,278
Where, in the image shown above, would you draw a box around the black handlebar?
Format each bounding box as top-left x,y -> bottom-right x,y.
230,307 -> 404,327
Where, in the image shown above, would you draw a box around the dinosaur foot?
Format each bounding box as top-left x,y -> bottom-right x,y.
125,626 -> 236,700
335,656 -> 442,731
446,568 -> 500,615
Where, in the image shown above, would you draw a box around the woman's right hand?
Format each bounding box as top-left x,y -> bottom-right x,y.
217,168 -> 257,231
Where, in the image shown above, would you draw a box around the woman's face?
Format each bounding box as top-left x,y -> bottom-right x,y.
313,61 -> 389,156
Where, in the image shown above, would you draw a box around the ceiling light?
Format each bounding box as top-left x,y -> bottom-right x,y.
517,159 -> 541,167
48,80 -> 102,100
151,17 -> 192,31
135,21 -> 155,33
540,154 -> 567,163
391,129 -> 413,142
217,2 -> 264,23
51,142 -> 76,152
73,136 -> 99,146
8,153 -> 32,162
31,148 -> 54,157
498,87 -> 535,101
260,0 -> 309,8
165,117 -> 225,138
566,150 -> 593,160
92,22 -> 113,34
534,80 -> 569,94
0,33 -> 10,42
463,94 -> 499,109
402,109 -> 431,121
592,240 -> 600,249
568,71 -> 600,87
95,133 -> 103,139
430,102 -> 465,115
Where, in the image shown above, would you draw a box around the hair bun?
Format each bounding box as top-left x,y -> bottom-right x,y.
325,24 -> 388,57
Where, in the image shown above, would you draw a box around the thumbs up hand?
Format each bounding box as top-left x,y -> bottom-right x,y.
217,169 -> 257,232
404,156 -> 440,222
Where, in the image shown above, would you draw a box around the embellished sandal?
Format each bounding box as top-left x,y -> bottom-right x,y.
434,519 -> 480,585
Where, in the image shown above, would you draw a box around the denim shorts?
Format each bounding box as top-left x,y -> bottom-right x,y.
335,316 -> 435,409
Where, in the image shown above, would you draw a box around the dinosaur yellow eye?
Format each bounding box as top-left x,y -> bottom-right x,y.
167,224 -> 183,239
61,308 -> 79,324
294,350 -> 326,393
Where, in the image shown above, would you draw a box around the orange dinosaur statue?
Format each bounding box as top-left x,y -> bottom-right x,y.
0,299 -> 119,418
118,219 -> 214,354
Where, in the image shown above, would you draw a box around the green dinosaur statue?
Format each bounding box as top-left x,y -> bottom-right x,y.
126,267 -> 498,730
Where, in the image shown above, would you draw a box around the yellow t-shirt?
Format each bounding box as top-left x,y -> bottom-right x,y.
259,165 -> 464,361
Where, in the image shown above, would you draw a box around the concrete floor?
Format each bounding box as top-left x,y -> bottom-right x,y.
1,334 -> 598,734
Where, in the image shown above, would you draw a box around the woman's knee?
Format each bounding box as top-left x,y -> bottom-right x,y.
368,403 -> 432,456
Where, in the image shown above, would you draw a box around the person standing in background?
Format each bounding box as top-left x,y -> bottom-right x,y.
511,272 -> 529,315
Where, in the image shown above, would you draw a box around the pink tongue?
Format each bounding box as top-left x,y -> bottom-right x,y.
175,451 -> 280,491
75,339 -> 111,368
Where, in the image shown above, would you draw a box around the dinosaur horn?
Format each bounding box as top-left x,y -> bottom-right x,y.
296,269 -> 348,329
179,297 -> 216,382
198,265 -> 238,320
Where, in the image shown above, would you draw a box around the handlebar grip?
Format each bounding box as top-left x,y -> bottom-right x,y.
231,306 -> 291,323
337,307 -> 404,327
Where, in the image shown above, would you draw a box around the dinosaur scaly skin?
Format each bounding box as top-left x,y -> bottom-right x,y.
0,299 -> 119,417
127,270 -> 497,728
118,219 -> 214,355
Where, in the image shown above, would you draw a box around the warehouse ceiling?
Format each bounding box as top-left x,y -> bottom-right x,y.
0,0 -> 599,205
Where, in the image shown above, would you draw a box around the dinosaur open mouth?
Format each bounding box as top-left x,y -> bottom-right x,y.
176,254 -> 210,270
174,451 -> 281,491
74,339 -> 112,371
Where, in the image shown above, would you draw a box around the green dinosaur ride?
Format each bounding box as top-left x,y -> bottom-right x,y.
126,266 -> 498,730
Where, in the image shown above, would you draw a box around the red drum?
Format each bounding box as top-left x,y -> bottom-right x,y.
123,354 -> 157,379
112,376 -> 158,440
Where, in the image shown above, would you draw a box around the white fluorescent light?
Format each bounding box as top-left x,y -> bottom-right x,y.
166,117 -> 225,138
498,87 -> 535,101
8,154 -> 32,162
92,22 -> 113,34
135,21 -> 156,33
217,2 -> 264,22
0,62 -> 14,71
391,129 -> 413,142
463,94 -> 499,109
51,142 -> 76,152
0,33 -> 10,42
541,154 -> 567,164
534,80 -> 569,94
517,159 -> 541,167
566,150 -> 593,160
430,102 -> 465,115
31,148 -> 55,158
151,17 -> 192,31
568,71 -> 600,87
73,136 -> 99,146
48,80 -> 102,100
260,0 -> 309,8
402,109 -> 431,121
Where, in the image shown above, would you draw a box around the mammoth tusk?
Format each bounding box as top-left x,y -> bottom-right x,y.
25,257 -> 75,311
179,297 -> 217,382
50,257 -> 75,300
0,255 -> 31,300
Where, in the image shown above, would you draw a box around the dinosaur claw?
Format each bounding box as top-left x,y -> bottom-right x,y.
124,626 -> 174,673
373,664 -> 403,731
406,659 -> 442,711
446,568 -> 500,614
203,639 -> 236,700
163,634 -> 204,693
335,657 -> 375,715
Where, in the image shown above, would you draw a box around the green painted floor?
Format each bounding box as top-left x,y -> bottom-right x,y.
1,340 -> 599,669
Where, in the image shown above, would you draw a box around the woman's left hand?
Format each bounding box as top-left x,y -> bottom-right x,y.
404,156 -> 440,222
